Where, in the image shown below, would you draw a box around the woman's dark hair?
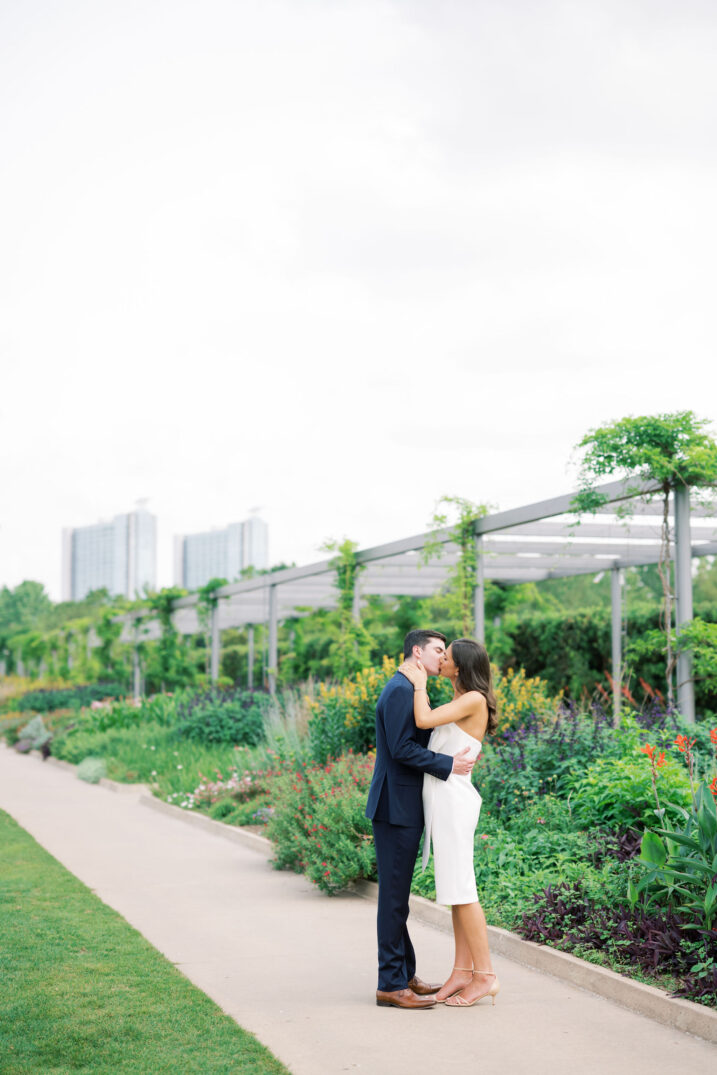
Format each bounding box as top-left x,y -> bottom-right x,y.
450,638 -> 498,735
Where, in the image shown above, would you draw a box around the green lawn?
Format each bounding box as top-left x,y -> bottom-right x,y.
0,810 -> 288,1075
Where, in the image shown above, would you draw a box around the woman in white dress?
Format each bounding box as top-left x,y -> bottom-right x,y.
399,638 -> 500,1008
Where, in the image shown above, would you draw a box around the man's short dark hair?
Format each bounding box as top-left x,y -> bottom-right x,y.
403,629 -> 447,659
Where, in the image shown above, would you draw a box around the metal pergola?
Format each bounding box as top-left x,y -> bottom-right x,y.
121,477 -> 717,723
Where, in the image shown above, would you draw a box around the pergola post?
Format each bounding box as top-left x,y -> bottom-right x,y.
267,584 -> 278,695
473,535 -> 485,643
210,601 -> 220,683
247,625 -> 254,689
132,618 -> 142,701
610,567 -> 622,726
352,578 -> 362,623
674,484 -> 695,723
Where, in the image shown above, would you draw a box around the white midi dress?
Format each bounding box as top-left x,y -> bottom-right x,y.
422,722 -> 482,906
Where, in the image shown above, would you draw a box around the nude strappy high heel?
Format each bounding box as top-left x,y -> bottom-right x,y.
444,970 -> 500,1007
434,966 -> 474,1004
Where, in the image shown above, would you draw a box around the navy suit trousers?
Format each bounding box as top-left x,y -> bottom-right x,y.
372,819 -> 423,991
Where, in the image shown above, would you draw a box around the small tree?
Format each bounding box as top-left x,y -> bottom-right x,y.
573,411 -> 717,706
0,580 -> 52,634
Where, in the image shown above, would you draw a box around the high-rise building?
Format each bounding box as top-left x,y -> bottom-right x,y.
61,507 -> 157,601
174,516 -> 268,590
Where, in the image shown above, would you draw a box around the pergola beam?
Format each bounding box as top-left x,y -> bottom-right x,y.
592,499 -> 717,518
503,520 -> 717,540
107,478 -> 714,711
474,477 -> 662,535
167,477 -> 666,612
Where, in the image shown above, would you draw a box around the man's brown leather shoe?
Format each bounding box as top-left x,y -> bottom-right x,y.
376,988 -> 436,1009
407,975 -> 441,996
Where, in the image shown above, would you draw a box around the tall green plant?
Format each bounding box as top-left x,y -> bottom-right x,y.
65,619 -> 95,683
637,781 -> 717,930
573,411 -> 717,705
676,620 -> 717,705
95,608 -> 128,685
145,587 -> 195,692
422,496 -> 489,636
321,539 -> 372,679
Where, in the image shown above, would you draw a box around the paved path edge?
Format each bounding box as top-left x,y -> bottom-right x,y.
353,881 -> 717,1043
140,788 -> 717,1045
22,749 -> 717,1044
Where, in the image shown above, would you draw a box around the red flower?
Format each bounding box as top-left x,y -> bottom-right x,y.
710,728 -> 717,745
710,777 -> 717,801
640,743 -> 665,770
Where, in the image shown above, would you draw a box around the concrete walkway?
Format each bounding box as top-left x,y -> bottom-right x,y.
0,746 -> 714,1075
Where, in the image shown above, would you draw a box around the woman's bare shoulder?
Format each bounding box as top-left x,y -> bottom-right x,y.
462,690 -> 487,709
457,692 -> 488,737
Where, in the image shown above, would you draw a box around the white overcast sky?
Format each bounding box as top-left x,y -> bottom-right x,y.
2,0 -> 716,599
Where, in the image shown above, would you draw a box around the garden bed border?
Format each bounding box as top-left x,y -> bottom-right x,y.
352,879 -> 717,1043
142,789 -> 717,1046
19,749 -> 717,1045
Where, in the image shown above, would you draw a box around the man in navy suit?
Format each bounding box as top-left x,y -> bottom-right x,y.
365,629 -> 475,1009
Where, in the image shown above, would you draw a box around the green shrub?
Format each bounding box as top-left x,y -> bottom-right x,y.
206,797 -> 270,826
175,688 -> 269,746
51,721 -> 249,797
168,764 -> 269,814
492,666 -> 562,734
14,683 -> 126,714
76,757 -> 107,784
16,715 -> 52,749
306,658 -> 399,762
411,819 -> 598,928
85,693 -> 179,732
570,755 -> 692,829
476,705 -> 620,821
637,778 -> 717,932
267,752 -> 376,893
52,725 -> 147,767
208,799 -> 241,821
0,711 -> 28,745
504,793 -> 577,837
306,658 -> 560,764
493,601 -> 717,710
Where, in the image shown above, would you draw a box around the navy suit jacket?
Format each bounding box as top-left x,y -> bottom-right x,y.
365,672 -> 453,828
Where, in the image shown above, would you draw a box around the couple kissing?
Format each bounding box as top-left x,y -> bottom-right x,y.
365,629 -> 499,1010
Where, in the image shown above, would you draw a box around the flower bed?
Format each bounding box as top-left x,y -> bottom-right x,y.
3,664 -> 716,1005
